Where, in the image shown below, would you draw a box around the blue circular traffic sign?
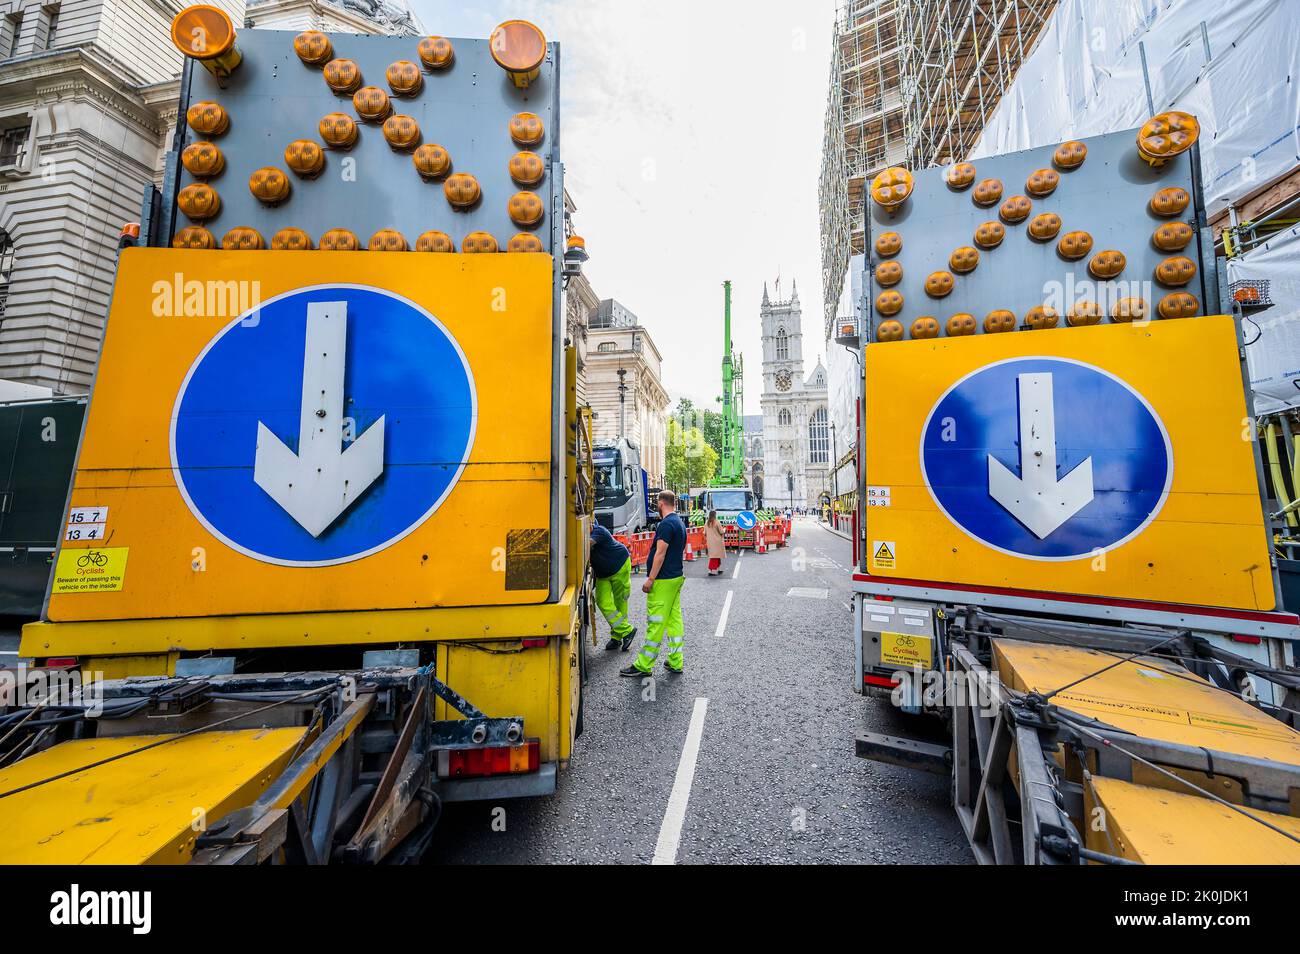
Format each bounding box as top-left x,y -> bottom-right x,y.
736,510 -> 757,530
920,357 -> 1171,560
171,284 -> 476,566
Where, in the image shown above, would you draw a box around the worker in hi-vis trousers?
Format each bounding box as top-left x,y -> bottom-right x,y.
622,490 -> 687,677
591,523 -> 637,651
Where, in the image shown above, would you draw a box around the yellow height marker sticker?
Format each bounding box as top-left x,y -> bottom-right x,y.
871,540 -> 896,569
52,548 -> 129,594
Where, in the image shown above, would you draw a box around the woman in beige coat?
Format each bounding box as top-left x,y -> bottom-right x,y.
704,510 -> 726,577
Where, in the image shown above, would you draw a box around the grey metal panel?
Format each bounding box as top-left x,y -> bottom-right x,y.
864,128 -> 1205,338
176,29 -> 557,250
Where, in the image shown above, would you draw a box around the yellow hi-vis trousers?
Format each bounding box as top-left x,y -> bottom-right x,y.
634,575 -> 685,673
594,557 -> 634,638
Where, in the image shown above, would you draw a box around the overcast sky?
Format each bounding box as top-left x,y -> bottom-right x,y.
410,0 -> 837,414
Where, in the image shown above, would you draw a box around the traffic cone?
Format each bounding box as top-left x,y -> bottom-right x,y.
684,539 -> 695,561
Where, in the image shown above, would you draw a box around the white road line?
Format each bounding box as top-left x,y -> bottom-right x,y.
713,590 -> 733,640
652,696 -> 709,865
732,548 -> 743,579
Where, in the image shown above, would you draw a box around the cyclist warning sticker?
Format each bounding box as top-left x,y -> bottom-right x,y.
52,547 -> 129,593
871,540 -> 896,569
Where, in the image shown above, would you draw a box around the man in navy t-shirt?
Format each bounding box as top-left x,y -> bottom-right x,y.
590,523 -> 636,651
622,491 -> 687,677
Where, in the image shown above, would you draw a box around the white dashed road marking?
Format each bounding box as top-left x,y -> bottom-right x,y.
713,590 -> 733,639
652,697 -> 710,865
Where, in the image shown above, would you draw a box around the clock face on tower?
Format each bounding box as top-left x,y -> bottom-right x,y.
775,370 -> 793,392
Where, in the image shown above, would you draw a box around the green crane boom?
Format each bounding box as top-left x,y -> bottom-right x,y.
711,280 -> 745,487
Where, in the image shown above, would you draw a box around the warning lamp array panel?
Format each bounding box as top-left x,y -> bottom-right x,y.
166,28 -> 558,254
863,127 -> 1216,342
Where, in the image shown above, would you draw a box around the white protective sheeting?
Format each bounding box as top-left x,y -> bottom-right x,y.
1228,225 -> 1300,414
825,254 -> 864,497
969,0 -> 1300,218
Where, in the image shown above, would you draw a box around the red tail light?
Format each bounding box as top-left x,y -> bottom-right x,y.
864,673 -> 900,688
44,657 -> 79,669
521,637 -> 548,648
437,739 -> 540,779
1229,634 -> 1262,645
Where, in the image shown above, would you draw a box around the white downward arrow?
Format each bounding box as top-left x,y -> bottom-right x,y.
988,372 -> 1093,539
253,301 -> 385,537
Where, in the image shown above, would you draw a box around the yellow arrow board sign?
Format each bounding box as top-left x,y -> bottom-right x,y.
863,316 -> 1274,610
47,249 -> 555,622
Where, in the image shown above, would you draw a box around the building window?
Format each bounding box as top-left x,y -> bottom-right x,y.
0,230 -> 15,322
775,327 -> 788,360
0,123 -> 30,167
778,408 -> 791,427
2,14 -> 22,59
42,5 -> 59,50
596,341 -> 616,353
809,407 -> 829,464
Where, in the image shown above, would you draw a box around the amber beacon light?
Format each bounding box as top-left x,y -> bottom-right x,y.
490,20 -> 546,88
170,5 -> 241,80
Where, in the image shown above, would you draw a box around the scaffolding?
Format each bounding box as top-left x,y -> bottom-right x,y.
819,0 -> 905,336
819,0 -> 1057,334
897,0 -> 1057,170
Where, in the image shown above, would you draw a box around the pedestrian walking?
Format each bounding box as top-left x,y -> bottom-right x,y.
590,523 -> 636,652
704,509 -> 726,576
621,490 -> 686,677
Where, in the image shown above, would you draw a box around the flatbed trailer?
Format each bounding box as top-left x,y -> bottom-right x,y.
0,11 -> 595,865
845,119 -> 1300,862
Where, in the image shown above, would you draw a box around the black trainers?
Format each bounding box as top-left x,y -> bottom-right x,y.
664,663 -> 684,675
619,664 -> 650,678
604,638 -> 620,651
619,627 -> 637,652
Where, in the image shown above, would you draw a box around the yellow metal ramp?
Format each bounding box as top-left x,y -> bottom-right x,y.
0,727 -> 305,865
1086,776 -> 1300,863
994,640 -> 1300,765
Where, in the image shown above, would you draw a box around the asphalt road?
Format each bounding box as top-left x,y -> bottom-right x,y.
426,518 -> 972,864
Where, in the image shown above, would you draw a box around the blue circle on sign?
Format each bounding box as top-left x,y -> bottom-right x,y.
170,284 -> 476,566
736,510 -> 757,530
920,357 -> 1172,560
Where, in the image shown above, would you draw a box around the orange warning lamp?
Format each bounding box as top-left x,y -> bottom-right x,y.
463,231 -> 499,253
509,151 -> 545,186
177,182 -> 221,221
413,143 -> 452,179
284,140 -> 325,178
369,229 -> 408,252
508,233 -> 544,253
319,113 -> 359,149
383,115 -> 421,151
181,140 -> 225,178
186,101 -> 229,136
508,191 -> 544,227
870,167 -> 913,211
320,228 -> 360,251
509,112 -> 545,147
172,226 -> 216,249
221,227 -> 265,251
444,173 -> 481,209
293,31 -> 333,66
170,5 -> 241,80
386,60 -> 424,96
271,227 -> 314,251
418,36 -> 455,70
249,167 -> 292,205
324,59 -> 363,94
490,20 -> 547,88
415,230 -> 455,252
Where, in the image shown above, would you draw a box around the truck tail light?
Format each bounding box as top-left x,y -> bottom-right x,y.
1229,634 -> 1262,645
521,637 -> 548,648
438,739 -> 540,778
44,657 -> 79,669
864,673 -> 900,688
